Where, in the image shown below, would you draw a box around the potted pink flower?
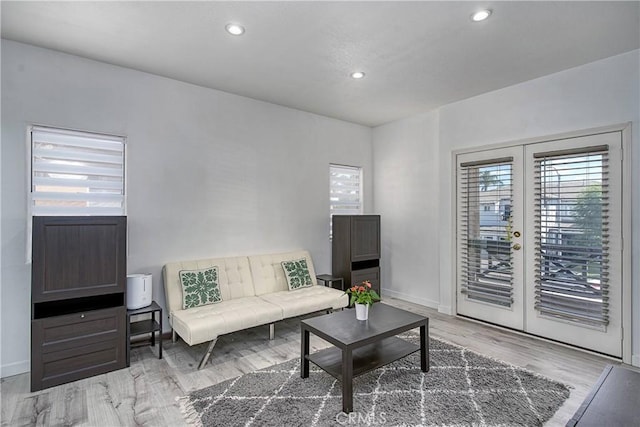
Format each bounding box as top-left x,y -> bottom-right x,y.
344,280 -> 380,320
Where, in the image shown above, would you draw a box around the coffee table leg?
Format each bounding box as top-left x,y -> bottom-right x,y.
342,348 -> 353,413
420,323 -> 429,372
301,327 -> 310,378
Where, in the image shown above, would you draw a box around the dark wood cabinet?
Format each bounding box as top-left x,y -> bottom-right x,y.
31,306 -> 126,391
31,216 -> 127,391
332,215 -> 381,295
349,215 -> 381,261
32,216 -> 126,302
351,267 -> 380,293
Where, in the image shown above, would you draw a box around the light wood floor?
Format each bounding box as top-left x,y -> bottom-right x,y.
1,298 -> 618,426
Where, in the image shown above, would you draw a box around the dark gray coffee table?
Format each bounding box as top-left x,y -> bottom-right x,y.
567,364 -> 640,426
300,303 -> 429,413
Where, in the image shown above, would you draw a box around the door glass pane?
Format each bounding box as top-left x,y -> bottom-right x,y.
460,161 -> 513,307
534,149 -> 609,327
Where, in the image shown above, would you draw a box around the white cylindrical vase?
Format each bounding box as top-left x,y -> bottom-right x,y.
355,303 -> 369,321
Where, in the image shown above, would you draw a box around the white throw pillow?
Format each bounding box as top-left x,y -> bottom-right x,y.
281,258 -> 313,291
179,266 -> 222,309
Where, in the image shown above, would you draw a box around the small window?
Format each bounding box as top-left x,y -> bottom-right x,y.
329,164 -> 363,236
30,125 -> 126,216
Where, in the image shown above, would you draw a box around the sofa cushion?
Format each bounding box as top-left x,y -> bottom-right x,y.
163,256 -> 255,318
179,266 -> 222,309
171,296 -> 283,346
258,286 -> 349,318
249,250 -> 318,295
281,258 -> 313,290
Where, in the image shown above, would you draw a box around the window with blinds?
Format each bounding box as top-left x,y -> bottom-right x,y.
459,158 -> 514,307
30,126 -> 126,216
330,164 -> 362,215
534,145 -> 609,328
329,164 -> 362,237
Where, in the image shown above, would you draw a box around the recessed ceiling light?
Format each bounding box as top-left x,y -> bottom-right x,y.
471,9 -> 492,22
350,71 -> 365,79
225,23 -> 245,36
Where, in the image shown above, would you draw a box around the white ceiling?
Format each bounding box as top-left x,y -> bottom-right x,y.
2,1 -> 639,127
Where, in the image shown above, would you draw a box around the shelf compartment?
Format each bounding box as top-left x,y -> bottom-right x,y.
129,319 -> 161,336
306,336 -> 419,380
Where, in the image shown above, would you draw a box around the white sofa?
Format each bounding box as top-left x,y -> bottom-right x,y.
162,250 -> 348,368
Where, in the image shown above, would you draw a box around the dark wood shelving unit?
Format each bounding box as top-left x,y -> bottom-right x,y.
332,215 -> 381,295
31,216 -> 127,392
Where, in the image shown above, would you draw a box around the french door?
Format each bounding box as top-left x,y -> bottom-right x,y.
456,131 -> 623,357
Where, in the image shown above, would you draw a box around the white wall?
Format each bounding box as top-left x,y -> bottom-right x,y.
373,50 -> 639,363
0,40 -> 373,377
3,40 -> 638,378
372,111 -> 440,307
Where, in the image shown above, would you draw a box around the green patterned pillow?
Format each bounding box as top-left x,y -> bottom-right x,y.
179,266 -> 222,309
281,258 -> 313,291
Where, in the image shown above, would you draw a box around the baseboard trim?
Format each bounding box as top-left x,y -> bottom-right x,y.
381,288 -> 439,310
1,359 -> 29,378
632,354 -> 640,367
438,305 -> 453,315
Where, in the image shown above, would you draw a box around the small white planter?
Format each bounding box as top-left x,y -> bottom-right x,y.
355,303 -> 369,321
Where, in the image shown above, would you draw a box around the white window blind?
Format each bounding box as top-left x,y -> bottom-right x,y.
330,164 -> 362,216
459,158 -> 514,307
30,126 -> 126,216
534,145 -> 609,328
329,164 -> 362,238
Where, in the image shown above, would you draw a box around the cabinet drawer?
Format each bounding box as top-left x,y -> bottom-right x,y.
31,306 -> 125,391
41,338 -> 123,385
351,267 -> 381,295
40,310 -> 121,352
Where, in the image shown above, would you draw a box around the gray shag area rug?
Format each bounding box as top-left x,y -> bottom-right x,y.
179,332 -> 570,426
